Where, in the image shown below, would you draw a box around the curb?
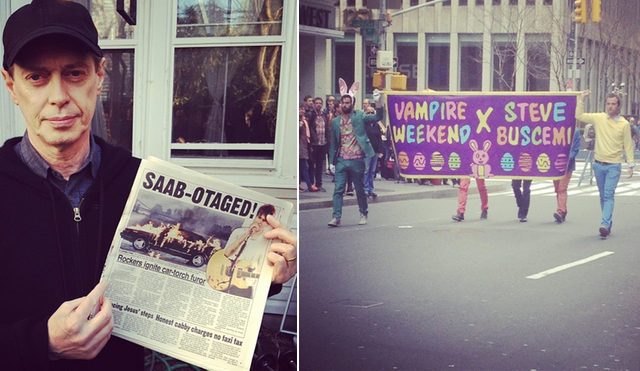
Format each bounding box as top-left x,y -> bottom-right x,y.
299,183 -> 510,211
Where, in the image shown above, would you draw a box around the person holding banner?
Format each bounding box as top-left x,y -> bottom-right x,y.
452,178 -> 489,221
576,90 -> 634,238
553,128 -> 582,223
511,179 -> 532,222
0,1 -> 298,369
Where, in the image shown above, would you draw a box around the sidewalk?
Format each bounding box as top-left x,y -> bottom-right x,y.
299,172 -> 510,211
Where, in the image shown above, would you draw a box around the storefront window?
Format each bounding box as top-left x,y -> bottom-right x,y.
171,46 -> 280,159
177,0 -> 283,37
334,37 -> 355,96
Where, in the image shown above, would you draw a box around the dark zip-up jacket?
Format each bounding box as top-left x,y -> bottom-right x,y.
0,136 -> 143,371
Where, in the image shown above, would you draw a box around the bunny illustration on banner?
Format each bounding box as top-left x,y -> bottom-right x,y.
339,78 -> 359,101
469,139 -> 494,178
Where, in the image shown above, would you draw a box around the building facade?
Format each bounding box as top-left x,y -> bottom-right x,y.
308,0 -> 639,117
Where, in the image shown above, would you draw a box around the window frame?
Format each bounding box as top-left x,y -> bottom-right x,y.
166,0 -> 295,171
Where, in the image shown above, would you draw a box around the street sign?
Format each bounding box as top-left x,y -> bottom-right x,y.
368,57 -> 398,69
566,57 -> 585,65
350,19 -> 376,28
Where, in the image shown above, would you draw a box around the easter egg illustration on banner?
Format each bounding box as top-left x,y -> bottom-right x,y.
398,151 -> 410,170
519,153 -> 532,172
554,153 -> 568,172
430,152 -> 444,171
448,152 -> 461,170
536,153 -> 551,173
500,153 -> 515,172
413,152 -> 426,171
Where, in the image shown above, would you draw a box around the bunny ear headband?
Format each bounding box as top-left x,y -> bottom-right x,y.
339,78 -> 359,100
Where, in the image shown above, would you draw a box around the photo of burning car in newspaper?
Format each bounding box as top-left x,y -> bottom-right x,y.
119,191 -> 241,270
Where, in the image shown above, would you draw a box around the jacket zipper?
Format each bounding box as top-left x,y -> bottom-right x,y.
73,198 -> 84,234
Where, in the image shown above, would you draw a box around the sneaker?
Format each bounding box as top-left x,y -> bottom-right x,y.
452,213 -> 464,222
317,186 -> 326,192
310,185 -> 318,192
328,218 -> 341,227
553,211 -> 564,223
480,210 -> 488,219
520,217 -> 527,223
346,189 -> 354,196
370,192 -> 378,200
599,225 -> 609,237
358,213 -> 368,225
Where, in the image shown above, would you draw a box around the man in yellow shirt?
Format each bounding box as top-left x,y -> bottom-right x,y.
576,90 -> 634,238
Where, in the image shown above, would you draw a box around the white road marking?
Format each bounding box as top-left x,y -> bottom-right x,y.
526,251 -> 615,280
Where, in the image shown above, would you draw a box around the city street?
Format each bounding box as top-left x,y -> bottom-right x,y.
299,178 -> 640,370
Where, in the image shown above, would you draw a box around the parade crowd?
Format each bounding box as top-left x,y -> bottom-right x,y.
299,86 -> 638,239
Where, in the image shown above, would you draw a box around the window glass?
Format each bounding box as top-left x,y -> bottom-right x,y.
177,0 -> 283,37
82,0 -> 135,39
427,37 -> 450,91
94,51 -> 135,151
492,38 -> 516,91
460,42 -> 482,91
172,46 -> 280,159
396,38 -> 418,91
526,41 -> 551,91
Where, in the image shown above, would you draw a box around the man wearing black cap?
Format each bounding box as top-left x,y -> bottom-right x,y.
0,1 -> 297,370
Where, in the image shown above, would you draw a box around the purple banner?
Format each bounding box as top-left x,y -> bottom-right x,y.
386,93 -> 579,179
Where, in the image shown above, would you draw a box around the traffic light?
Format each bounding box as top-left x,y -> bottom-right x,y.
574,0 -> 586,23
591,0 -> 601,22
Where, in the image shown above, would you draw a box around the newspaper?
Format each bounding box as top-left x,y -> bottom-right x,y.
100,157 -> 293,371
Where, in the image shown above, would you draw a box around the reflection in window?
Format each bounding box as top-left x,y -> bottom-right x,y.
460,42 -> 482,91
526,41 -> 551,91
86,0 -> 135,39
94,51 -> 134,151
177,0 -> 283,37
172,47 -> 280,159
492,39 -> 516,91
428,42 -> 450,91
396,43 -> 418,91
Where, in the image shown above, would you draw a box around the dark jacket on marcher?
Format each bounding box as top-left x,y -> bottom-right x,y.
364,116 -> 383,155
0,136 -> 144,371
306,109 -> 330,146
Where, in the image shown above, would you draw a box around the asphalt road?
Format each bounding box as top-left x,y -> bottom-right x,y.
299,188 -> 640,370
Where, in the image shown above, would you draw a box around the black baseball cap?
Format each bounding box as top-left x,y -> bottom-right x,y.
2,0 -> 103,70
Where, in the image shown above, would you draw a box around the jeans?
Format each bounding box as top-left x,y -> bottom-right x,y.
364,155 -> 378,194
332,158 -> 367,219
511,179 -> 532,218
299,158 -> 312,189
593,161 -> 621,228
